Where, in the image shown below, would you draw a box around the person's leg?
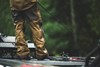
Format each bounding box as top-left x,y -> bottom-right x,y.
12,11 -> 30,59
25,5 -> 49,60
29,19 -> 48,60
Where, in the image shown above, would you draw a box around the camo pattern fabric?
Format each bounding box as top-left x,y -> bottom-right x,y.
11,4 -> 49,59
10,0 -> 37,10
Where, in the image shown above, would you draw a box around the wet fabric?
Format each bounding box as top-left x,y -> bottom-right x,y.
11,3 -> 48,59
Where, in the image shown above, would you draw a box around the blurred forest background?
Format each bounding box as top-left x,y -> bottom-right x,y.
0,0 -> 100,57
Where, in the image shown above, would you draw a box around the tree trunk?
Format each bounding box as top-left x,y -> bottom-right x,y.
70,0 -> 78,48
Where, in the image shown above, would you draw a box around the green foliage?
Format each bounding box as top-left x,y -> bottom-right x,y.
43,22 -> 73,55
89,0 -> 100,35
0,0 -> 15,35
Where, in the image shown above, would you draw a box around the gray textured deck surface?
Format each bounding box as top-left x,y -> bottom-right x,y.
0,58 -> 85,67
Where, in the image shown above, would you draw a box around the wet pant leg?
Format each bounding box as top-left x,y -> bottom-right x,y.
12,11 -> 30,58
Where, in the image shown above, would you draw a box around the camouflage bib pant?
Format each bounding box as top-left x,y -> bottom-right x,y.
12,3 -> 48,59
